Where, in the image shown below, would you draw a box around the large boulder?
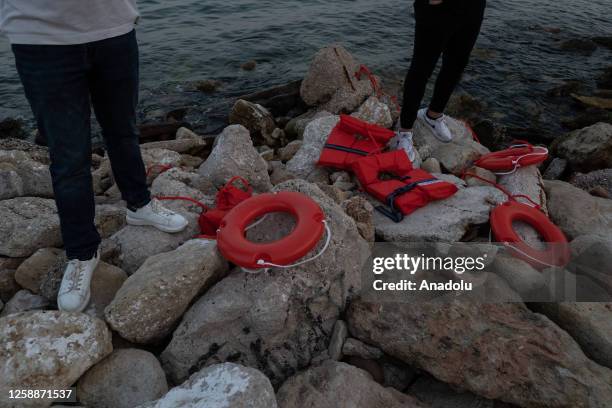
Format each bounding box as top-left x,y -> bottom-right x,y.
105,239 -> 228,344
570,168 -> 612,198
277,361 -> 425,408
0,289 -> 49,317
84,262 -> 128,319
286,115 -> 339,179
0,150 -> 53,199
0,197 -> 61,257
228,99 -> 277,145
347,299 -> 612,408
150,168 -> 215,213
374,186 -> 506,242
0,311 -> 112,408
136,363 -> 277,408
569,234 -> 612,294
161,179 -> 370,385
551,122 -> 612,172
300,44 -> 373,114
544,180 -> 612,240
198,125 -> 272,192
431,141 -> 489,175
77,348 -> 168,408
15,247 -> 64,294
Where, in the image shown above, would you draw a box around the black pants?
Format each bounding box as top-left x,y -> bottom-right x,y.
12,30 -> 151,260
401,0 -> 486,128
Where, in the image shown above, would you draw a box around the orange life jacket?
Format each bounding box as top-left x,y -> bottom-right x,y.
352,150 -> 459,222
318,114 -> 395,170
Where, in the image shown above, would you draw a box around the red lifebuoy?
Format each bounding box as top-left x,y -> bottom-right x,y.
475,143 -> 548,174
217,192 -> 326,270
491,201 -> 570,269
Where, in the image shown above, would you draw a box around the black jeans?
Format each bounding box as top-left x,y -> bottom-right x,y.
401,0 -> 486,128
12,30 -> 150,260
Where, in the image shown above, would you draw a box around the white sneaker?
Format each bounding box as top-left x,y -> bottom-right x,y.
57,252 -> 99,312
389,130 -> 421,168
418,108 -> 453,142
126,198 -> 188,233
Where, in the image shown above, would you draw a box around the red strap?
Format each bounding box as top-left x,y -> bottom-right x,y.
461,171 -> 542,210
355,64 -> 401,113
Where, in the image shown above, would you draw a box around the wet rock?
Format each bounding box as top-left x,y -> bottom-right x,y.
229,99 -> 277,145
84,262 -> 127,319
77,348 -> 168,408
351,96 -> 393,128
284,110 -> 333,139
551,122 -> 612,172
571,94 -> 612,110
195,79 -> 222,93
0,117 -> 26,140
14,247 -> 64,294
0,289 -> 49,317
561,108 -> 612,130
465,165 -> 496,187
198,124 -> 272,192
342,338 -> 383,360
593,36 -> 612,50
445,92 -> 484,124
559,38 -> 597,55
278,140 -> 302,162
328,320 -> 348,361
241,60 -> 257,71
348,298 -> 612,408
543,157 -> 568,180
137,363 -> 276,408
342,195 -> 375,242
300,44 -> 374,114
570,168 -> 612,197
0,311 -> 112,408
277,361 -> 425,408
161,180 -> 370,385
286,115 -> 339,179
546,80 -> 586,97
105,239 -> 227,344
492,254 -> 546,295
0,197 -> 61,258
374,186 -> 505,242
471,120 -> 512,152
421,157 -> 441,174
544,180 -> 612,240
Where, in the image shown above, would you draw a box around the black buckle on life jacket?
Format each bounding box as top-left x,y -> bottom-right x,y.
323,143 -> 369,156
375,205 -> 404,223
376,178 -> 438,223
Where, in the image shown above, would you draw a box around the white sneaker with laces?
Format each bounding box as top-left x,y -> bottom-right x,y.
389,130 -> 421,168
57,251 -> 99,312
126,198 -> 188,233
418,108 -> 453,142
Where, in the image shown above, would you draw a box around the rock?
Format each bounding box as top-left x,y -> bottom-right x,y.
547,80 -> 586,98
0,299 -> 2,313
569,234 -> 612,296
348,299 -> 612,408
0,268 -> 20,302
593,36 -> 612,50
277,361 -> 425,408
559,38 -> 597,55
228,99 -> 276,145
421,157 -> 441,174
431,141 -> 488,175
77,348 -> 168,408
105,239 -> 228,344
551,122 -> 612,172
342,338 -> 383,360
150,169 -> 214,213
465,165 -> 496,187
0,197 -> 62,258
342,195 -> 375,242
0,150 -> 53,199
374,186 -> 505,242
286,115 -> 339,179
570,168 -> 612,197
268,161 -> 296,185
195,79 -> 222,93
0,289 -> 49,317
571,94 -> 612,110
278,140 -> 302,162
492,254 -> 546,295
544,180 -> 612,240
198,124 -> 272,192
259,146 -> 274,161
445,92 -> 484,124
14,247 -> 64,294
84,262 -> 127,319
351,96 -> 393,128
284,110 -> 333,139
531,303 -> 612,370
109,212 -> 200,275
95,204 -> 126,239
328,320 -> 348,361
137,363 -> 276,408
241,60 -> 257,71
141,148 -> 183,182
140,137 -> 207,157
543,157 -> 568,180
0,311 -> 112,408
161,179 -> 370,385
597,66 -> 612,89
0,117 -> 26,139
471,120 -> 512,152
300,44 -> 374,114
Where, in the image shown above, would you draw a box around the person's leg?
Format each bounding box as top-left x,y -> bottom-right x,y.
429,0 -> 486,115
400,2 -> 452,130
88,30 -> 151,210
12,44 -> 101,260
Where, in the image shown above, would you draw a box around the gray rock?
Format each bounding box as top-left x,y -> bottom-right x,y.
278,140 -> 302,162
348,298 -> 612,408
84,262 -> 127,319
0,197 -> 62,258
491,254 -> 546,295
150,168 -> 215,213
105,239 -> 228,344
269,161 -> 296,185
15,247 -> 64,294
140,134 -> 207,156
77,348 -> 168,408
374,186 -> 506,242
0,289 -> 49,317
342,338 -> 384,360
141,148 -> 183,184
198,125 -> 272,192
0,150 -> 53,199
412,114 -> 479,160
544,180 -> 612,240
284,110 -> 333,140
228,99 -> 276,145
543,157 -> 568,180
569,234 -> 612,294
421,157 -> 441,174
551,122 -> 612,172
286,115 -> 339,179
161,180 -> 370,385
0,267 -> 20,302
0,311 -> 112,408
431,140 -> 489,175
351,96 -> 393,128
342,195 -> 375,242
328,320 -> 348,361
136,363 -> 277,408
300,44 -> 373,114
277,361 -> 425,408
570,168 -> 612,198
464,165 -> 496,187
95,204 -> 127,239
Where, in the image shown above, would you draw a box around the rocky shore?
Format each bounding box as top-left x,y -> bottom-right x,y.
1,44 -> 612,408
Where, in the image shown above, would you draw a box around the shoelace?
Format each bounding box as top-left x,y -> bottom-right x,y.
151,199 -> 175,217
66,260 -> 85,292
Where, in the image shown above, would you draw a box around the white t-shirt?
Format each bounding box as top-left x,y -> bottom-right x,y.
0,0 -> 139,45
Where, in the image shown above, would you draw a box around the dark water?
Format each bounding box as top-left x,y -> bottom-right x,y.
1,0 -> 610,134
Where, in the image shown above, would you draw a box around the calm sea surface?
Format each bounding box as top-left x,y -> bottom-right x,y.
0,0 -> 610,133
